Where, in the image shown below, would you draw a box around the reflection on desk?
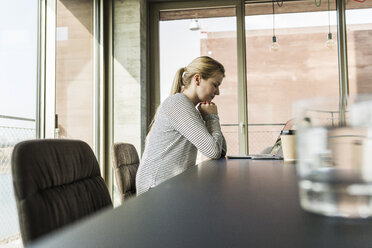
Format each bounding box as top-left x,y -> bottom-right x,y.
29,159 -> 372,248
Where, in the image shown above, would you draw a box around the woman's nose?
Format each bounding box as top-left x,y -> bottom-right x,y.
215,87 -> 220,95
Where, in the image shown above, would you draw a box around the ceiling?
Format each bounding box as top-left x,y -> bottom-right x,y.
156,0 -> 372,21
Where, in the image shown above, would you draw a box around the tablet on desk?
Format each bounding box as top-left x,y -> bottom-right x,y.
227,154 -> 283,160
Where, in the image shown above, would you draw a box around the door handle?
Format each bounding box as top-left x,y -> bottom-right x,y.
239,122 -> 245,134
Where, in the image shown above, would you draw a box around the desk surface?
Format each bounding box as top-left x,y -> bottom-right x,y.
30,159 -> 372,248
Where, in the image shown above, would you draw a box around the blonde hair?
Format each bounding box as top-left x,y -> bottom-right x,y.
170,56 -> 225,95
147,57 -> 225,137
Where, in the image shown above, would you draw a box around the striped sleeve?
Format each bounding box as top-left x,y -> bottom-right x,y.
163,95 -> 225,159
221,135 -> 227,157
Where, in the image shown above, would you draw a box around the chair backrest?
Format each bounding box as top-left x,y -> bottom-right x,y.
111,143 -> 139,203
11,139 -> 112,245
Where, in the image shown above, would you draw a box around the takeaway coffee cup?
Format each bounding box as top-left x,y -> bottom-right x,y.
280,130 -> 296,161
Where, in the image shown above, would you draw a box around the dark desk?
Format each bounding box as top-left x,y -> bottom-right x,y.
30,159 -> 372,248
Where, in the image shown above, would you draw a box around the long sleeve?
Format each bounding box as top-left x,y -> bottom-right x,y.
221,134 -> 227,157
163,95 -> 225,159
136,93 -> 226,195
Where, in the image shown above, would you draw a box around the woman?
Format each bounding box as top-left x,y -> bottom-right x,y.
136,56 -> 227,195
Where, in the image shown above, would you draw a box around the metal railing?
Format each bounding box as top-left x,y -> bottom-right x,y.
221,123 -> 286,155
221,112 -> 349,155
0,115 -> 35,244
303,109 -> 347,127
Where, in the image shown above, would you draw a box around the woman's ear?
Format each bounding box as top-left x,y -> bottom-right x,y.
193,74 -> 201,86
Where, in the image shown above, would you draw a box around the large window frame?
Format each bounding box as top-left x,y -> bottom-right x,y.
42,0 -> 107,176
148,0 -> 351,155
149,0 -> 249,154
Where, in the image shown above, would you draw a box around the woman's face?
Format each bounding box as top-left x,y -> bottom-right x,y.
196,72 -> 224,102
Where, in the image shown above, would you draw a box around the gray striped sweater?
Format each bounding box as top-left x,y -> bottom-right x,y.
136,93 -> 227,195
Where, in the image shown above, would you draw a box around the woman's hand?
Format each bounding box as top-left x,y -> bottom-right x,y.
198,101 -> 218,119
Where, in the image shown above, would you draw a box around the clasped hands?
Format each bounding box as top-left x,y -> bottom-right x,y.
198,101 -> 218,119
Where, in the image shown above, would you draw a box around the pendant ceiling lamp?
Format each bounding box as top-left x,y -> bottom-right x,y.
270,1 -> 280,52
189,19 -> 200,31
325,0 -> 335,48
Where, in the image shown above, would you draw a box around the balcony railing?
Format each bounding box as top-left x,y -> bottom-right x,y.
221,123 -> 286,154
0,115 -> 35,244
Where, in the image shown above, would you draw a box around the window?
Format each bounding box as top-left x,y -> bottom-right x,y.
0,0 -> 38,243
345,0 -> 372,97
150,0 -> 358,156
158,7 -> 240,156
245,1 -> 339,153
55,0 -> 96,148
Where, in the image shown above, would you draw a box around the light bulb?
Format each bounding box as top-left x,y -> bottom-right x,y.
325,33 -> 335,49
270,36 -> 280,52
189,19 -> 200,31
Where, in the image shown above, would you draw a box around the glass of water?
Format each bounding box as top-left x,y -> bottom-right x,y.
295,95 -> 372,218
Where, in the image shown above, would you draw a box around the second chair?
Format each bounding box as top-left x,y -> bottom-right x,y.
111,143 -> 139,203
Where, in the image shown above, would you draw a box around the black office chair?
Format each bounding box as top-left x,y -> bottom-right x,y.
111,143 -> 139,203
11,139 -> 112,245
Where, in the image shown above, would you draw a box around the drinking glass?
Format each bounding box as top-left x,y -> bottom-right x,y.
295,95 -> 372,218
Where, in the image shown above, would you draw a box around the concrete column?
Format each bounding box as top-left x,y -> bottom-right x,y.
113,0 -> 146,153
